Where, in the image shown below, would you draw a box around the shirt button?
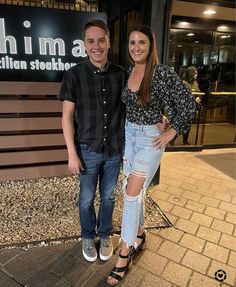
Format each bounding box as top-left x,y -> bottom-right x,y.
102,88 -> 105,92
103,138 -> 106,141
104,114 -> 107,117
104,126 -> 107,129
104,101 -> 106,104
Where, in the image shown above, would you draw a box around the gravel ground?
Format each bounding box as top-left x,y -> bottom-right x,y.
0,174 -> 171,247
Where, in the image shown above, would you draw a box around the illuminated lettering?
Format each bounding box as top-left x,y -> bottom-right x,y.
72,39 -> 86,57
0,19 -> 17,54
39,38 -> 65,56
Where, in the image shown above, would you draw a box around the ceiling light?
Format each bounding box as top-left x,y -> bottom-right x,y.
218,25 -> 228,29
194,41 -> 199,43
220,35 -> 231,39
187,33 -> 195,36
177,45 -> 182,48
180,21 -> 189,25
203,10 -> 216,15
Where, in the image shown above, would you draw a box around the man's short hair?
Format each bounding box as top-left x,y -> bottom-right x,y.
82,19 -> 109,39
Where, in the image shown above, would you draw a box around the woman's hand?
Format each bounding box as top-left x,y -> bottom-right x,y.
68,154 -> 84,175
153,128 -> 177,149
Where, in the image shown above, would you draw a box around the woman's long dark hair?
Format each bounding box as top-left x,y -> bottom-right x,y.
128,24 -> 159,107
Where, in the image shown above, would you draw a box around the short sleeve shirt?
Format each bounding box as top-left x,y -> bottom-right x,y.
59,58 -> 126,156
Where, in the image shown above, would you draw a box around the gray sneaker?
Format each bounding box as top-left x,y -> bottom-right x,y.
99,237 -> 113,261
82,238 -> 97,262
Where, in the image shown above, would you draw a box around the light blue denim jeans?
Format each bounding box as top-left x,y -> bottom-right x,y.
121,120 -> 164,246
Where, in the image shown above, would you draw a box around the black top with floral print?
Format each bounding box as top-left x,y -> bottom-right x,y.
121,64 -> 196,135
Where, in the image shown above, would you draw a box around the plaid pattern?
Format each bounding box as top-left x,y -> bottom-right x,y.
59,58 -> 126,156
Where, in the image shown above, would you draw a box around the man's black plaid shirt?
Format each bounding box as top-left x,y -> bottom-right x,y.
59,58 -> 126,156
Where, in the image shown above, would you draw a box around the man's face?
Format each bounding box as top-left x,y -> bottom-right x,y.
84,26 -> 110,68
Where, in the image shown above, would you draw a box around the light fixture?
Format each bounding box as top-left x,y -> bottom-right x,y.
203,9 -> 216,15
194,41 -> 199,43
187,33 -> 195,37
177,45 -> 182,48
220,35 -> 231,39
218,25 -> 228,29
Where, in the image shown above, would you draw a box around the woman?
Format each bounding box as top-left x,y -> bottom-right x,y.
107,24 -> 196,285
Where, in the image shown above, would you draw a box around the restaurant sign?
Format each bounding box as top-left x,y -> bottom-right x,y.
0,4 -> 106,81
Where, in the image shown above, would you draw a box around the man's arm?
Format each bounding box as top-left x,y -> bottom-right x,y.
62,100 -> 84,175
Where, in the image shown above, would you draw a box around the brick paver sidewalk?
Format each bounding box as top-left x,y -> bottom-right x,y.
0,148 -> 235,287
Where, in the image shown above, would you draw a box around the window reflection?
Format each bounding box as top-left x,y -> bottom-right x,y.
168,1 -> 235,146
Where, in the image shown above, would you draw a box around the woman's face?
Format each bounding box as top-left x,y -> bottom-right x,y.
128,31 -> 151,65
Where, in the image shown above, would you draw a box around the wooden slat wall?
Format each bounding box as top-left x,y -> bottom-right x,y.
0,81 -> 70,182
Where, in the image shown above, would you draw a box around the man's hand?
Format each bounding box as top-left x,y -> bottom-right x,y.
153,128 -> 177,149
68,154 -> 84,175
156,116 -> 168,133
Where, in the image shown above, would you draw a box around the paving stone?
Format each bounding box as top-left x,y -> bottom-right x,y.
160,176 -> 181,188
152,190 -> 171,201
185,200 -> 205,213
146,233 -> 163,252
155,199 -> 174,213
0,270 -> 23,287
196,187 -> 214,196
175,218 -> 199,235
161,261 -> 192,286
182,250 -> 210,274
204,206 -> 226,220
164,213 -> 178,225
211,219 -> 234,235
196,226 -> 221,244
141,272 -> 172,287
158,227 -> 184,243
204,242 -> 229,263
4,245 -> 67,282
225,212 -> 236,224
208,260 -> 236,286
158,241 -> 186,263
188,272 -> 220,287
122,265 -> 146,287
228,251 -> 236,268
179,234 -> 205,253
210,184 -> 228,193
182,191 -> 201,202
0,248 -> 23,265
166,186 -> 183,196
219,202 -> 236,214
137,250 -> 167,275
199,196 -> 220,208
231,196 -> 236,205
190,212 -> 213,227
213,191 -> 232,203
168,195 -> 187,207
205,176 -> 222,185
33,272 -> 70,287
50,255 -> 77,277
170,206 -> 193,220
220,234 -> 236,252
180,182 -> 198,192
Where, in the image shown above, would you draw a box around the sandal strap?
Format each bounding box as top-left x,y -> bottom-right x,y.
111,265 -> 128,273
109,271 -> 123,282
137,232 -> 146,239
118,251 -> 129,259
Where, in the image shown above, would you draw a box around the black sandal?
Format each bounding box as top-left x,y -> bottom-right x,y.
131,231 -> 146,257
108,251 -> 132,285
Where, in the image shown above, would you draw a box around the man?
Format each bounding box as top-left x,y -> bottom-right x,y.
59,20 -> 126,262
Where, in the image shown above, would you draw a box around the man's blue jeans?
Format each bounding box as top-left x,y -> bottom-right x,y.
77,144 -> 121,240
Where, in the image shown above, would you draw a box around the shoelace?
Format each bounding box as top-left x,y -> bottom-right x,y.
85,240 -> 95,250
101,239 -> 110,247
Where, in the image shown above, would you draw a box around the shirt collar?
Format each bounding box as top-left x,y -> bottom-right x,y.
85,57 -> 110,74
